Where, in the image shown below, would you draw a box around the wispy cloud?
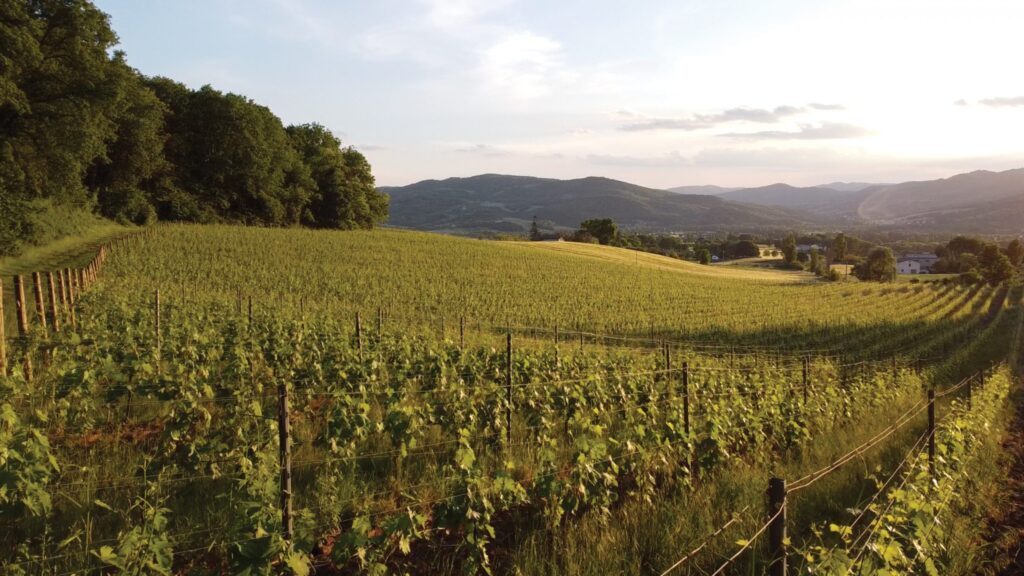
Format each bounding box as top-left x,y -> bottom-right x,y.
807,102 -> 845,111
978,96 -> 1024,107
454,143 -> 513,156
721,122 -> 870,140
586,151 -> 690,167
619,104 -> 835,131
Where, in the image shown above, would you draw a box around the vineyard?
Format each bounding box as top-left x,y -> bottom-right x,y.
1,225 -> 1021,575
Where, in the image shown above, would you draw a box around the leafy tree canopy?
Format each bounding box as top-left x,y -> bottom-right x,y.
0,0 -> 387,256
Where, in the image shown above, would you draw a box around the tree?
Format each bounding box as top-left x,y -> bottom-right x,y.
808,248 -> 823,275
698,248 -> 712,265
832,233 -> 847,262
781,233 -> 797,264
85,56 -> 168,225
0,0 -> 124,251
852,247 -> 896,282
529,216 -> 541,241
979,244 -> 1015,286
1006,239 -> 1023,268
579,218 -> 618,245
728,240 -> 760,259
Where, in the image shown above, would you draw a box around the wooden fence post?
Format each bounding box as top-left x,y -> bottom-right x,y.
967,373 -> 973,409
768,477 -> 788,576
506,331 -> 513,444
13,276 -> 32,381
377,307 -> 383,341
248,296 -> 253,330
0,278 -> 6,378
46,272 -> 60,333
459,316 -> 465,350
927,388 -> 935,479
278,380 -> 294,543
31,272 -> 47,333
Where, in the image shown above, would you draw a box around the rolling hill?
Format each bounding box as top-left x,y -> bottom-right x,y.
857,168 -> 1024,224
716,183 -> 867,215
382,174 -> 812,234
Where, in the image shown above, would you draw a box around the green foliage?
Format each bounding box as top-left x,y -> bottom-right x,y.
0,0 -> 385,250
781,232 -> 797,264
529,216 -> 541,241
804,367 -> 1012,574
853,247 -> 896,282
1006,238 -> 1023,268
578,218 -> 618,245
832,233 -> 848,262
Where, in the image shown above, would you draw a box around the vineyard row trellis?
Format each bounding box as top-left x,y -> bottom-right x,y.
2,228 -> 1013,575
657,365 -> 1000,576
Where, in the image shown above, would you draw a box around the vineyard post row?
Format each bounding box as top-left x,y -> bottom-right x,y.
699,365 -> 991,576
0,228 -> 152,381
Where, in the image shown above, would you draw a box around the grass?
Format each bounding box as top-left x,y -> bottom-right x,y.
1,203 -> 127,342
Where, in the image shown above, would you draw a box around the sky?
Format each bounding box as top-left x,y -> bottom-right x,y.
95,0 -> 1024,189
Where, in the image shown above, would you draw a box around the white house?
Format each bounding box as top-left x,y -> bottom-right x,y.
900,252 -> 939,273
897,260 -> 922,274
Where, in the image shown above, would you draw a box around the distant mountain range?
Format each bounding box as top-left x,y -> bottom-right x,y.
670,168 -> 1024,233
382,174 -> 810,234
382,168 -> 1024,235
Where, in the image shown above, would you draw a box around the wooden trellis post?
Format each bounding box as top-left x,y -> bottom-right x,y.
682,361 -> 690,438
154,290 -> 162,371
13,276 -> 32,381
355,311 -> 363,360
927,388 -> 936,478
31,272 -> 47,333
0,278 -> 6,378
768,477 -> 788,576
278,380 -> 294,543
46,272 -> 60,333
57,269 -> 69,326
506,331 -> 513,444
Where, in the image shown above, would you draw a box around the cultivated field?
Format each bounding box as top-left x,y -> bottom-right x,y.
1,225 -> 1018,575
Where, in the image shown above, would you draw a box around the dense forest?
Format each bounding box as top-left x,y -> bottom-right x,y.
0,0 -> 387,256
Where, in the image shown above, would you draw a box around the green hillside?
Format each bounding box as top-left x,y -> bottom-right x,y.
382,174 -> 812,234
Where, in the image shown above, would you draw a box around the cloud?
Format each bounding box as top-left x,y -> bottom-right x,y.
978,96 -> 1024,107
454,143 -> 512,156
586,151 -> 690,167
619,104 -> 818,131
721,122 -> 870,140
807,103 -> 845,111
417,0 -> 512,29
478,31 -> 574,99
954,99 -> 969,106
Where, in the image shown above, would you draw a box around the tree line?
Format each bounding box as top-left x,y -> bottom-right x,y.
1,0 -> 387,256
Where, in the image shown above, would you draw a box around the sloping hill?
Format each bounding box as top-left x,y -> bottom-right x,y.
383,174 -> 810,234
717,183 -> 867,215
858,168 -> 1024,223
667,185 -> 741,195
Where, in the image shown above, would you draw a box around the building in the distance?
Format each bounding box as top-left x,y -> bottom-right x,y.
897,252 -> 939,274
897,260 -> 922,274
